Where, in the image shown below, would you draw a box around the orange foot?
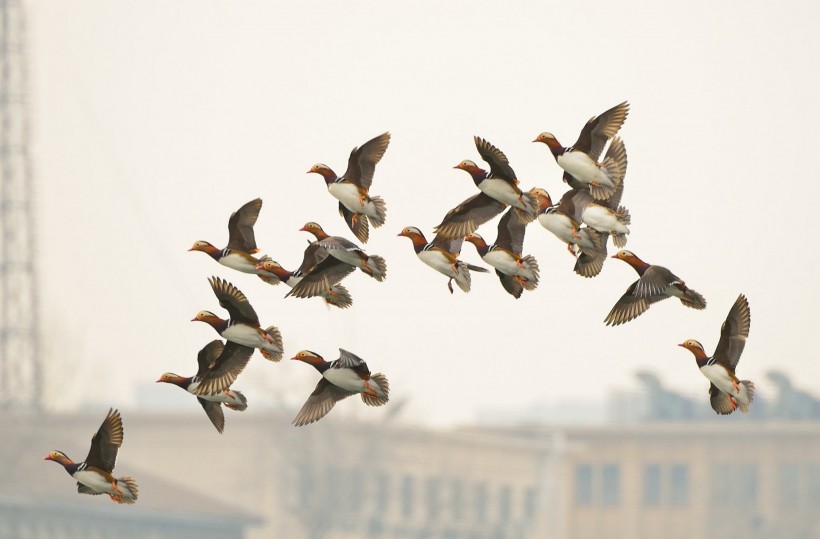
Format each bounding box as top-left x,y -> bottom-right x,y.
729,395 -> 738,411
261,349 -> 274,360
109,494 -> 125,504
514,275 -> 528,285
732,380 -> 740,393
566,243 -> 577,257
111,481 -> 123,496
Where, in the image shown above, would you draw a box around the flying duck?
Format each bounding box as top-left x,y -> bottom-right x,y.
157,340 -> 253,433
307,132 -> 391,243
291,349 -> 389,426
531,187 -> 608,278
435,138 -> 537,240
605,250 -> 707,326
299,222 -> 387,281
534,101 -> 629,200
398,226 -> 488,293
679,294 -> 754,414
189,198 -> 280,285
44,408 -> 139,504
192,276 -> 283,361
256,256 -> 353,309
464,207 -> 539,298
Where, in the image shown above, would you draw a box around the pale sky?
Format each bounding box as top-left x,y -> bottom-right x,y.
29,0 -> 820,426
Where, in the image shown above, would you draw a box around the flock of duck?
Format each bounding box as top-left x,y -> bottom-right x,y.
44,101 -> 755,505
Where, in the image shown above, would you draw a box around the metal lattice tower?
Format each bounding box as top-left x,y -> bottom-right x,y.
0,0 -> 41,411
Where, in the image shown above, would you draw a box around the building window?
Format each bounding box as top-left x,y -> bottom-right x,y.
710,463 -> 731,505
426,477 -> 441,521
669,464 -> 689,506
739,463 -> 758,507
375,471 -> 391,514
497,485 -> 512,524
401,475 -> 415,518
474,483 -> 488,522
523,486 -> 538,523
451,479 -> 464,521
602,464 -> 620,506
808,464 -> 820,505
778,463 -> 799,508
574,464 -> 593,506
643,465 -> 661,506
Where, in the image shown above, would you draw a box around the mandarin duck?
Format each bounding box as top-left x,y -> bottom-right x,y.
44,408 -> 139,504
193,276 -> 283,361
281,241 -> 358,302
398,226 -> 488,293
299,222 -> 387,281
157,340 -> 253,433
291,349 -> 389,426
531,187 -> 608,278
605,250 -> 707,326
679,294 -> 755,414
435,138 -> 537,239
463,207 -> 539,298
256,256 -> 353,309
558,179 -> 631,248
307,132 -> 391,243
189,198 -> 280,285
534,101 -> 629,200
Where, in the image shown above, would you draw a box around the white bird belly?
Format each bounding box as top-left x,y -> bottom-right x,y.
418,250 -> 458,278
538,213 -> 576,244
582,205 -> 628,234
74,469 -> 114,494
484,250 -> 522,276
478,179 -> 521,207
190,385 -> 243,406
557,152 -> 612,186
222,324 -> 266,348
329,182 -> 366,213
700,364 -> 738,395
324,368 -> 367,393
327,248 -> 365,269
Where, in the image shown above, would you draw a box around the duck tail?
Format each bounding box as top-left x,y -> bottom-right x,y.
363,254 -> 387,281
680,288 -> 707,310
574,232 -> 607,278
113,477 -> 139,504
226,390 -> 248,411
361,373 -> 390,406
520,254 -> 540,290
454,264 -> 472,292
322,284 -> 353,309
591,137 -> 628,200
367,196 -> 387,228
610,206 -> 631,248
514,192 -> 539,222
261,326 -> 283,362
738,380 -> 755,412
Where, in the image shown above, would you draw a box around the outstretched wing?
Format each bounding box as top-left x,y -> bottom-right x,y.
195,340 -> 225,378
342,132 -> 391,190
208,276 -> 259,325
288,249 -> 356,299
292,378 -> 357,426
226,198 -> 263,253
84,408 -> 123,473
433,192 -> 506,239
604,281 -> 669,326
571,101 -> 629,159
197,398 -> 226,433
194,341 -> 254,396
713,294 -> 751,370
474,136 -> 517,182
495,207 -> 528,255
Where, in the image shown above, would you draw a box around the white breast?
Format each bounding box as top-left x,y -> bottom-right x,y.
418,250 -> 457,277
222,324 -> 264,348
699,363 -> 737,395
582,205 -> 628,234
324,368 -> 367,393
328,182 -> 365,212
538,212 -> 576,243
478,178 -> 521,207
73,469 -> 114,494
557,152 -> 611,186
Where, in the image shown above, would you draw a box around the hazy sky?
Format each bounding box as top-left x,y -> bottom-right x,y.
28,0 -> 820,426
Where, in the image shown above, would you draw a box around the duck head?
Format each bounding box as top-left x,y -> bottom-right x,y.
533,132 -> 564,155
189,241 -> 220,255
300,222 -> 329,240
291,350 -> 325,365
156,372 -> 187,386
307,163 -> 337,183
191,310 -> 224,326
44,450 -> 73,465
464,233 -> 489,251
256,259 -> 291,280
529,187 -> 553,210
397,226 -> 428,247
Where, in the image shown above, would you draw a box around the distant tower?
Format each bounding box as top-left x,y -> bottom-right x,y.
0,0 -> 41,410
